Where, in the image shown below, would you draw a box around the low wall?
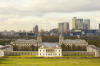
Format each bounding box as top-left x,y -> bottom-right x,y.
4,51 -> 38,56
4,51 -> 95,56
62,51 -> 95,56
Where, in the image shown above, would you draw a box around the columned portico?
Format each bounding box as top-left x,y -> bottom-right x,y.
38,43 -> 62,56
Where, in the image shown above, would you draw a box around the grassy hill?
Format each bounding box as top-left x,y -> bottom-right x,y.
0,56 -> 100,66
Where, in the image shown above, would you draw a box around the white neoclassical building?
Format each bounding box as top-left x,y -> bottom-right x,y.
11,39 -> 38,46
38,42 -> 62,56
0,45 -> 4,57
0,50 -> 4,57
0,45 -> 12,57
11,34 -> 42,51
87,45 -> 100,57
59,34 -> 88,46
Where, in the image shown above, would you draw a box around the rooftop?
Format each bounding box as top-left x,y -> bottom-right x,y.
88,45 -> 100,51
63,39 -> 88,44
0,45 -> 4,49
0,45 -> 10,49
11,39 -> 37,44
39,42 -> 61,49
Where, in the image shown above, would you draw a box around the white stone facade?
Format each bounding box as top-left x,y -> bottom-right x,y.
0,50 -> 4,57
87,45 -> 100,57
0,45 -> 12,57
59,34 -> 88,46
38,43 -> 62,56
11,39 -> 38,46
38,49 -> 62,56
11,35 -> 42,48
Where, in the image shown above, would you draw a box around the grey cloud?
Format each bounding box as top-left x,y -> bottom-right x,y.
0,0 -> 100,31
0,0 -> 99,16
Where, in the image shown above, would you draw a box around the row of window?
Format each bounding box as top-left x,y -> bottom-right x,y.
39,53 -> 61,56
14,44 -> 36,45
39,50 -> 61,52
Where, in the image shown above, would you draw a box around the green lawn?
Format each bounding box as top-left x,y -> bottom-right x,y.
0,56 -> 100,66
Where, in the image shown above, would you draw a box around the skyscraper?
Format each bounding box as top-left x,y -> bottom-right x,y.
76,19 -> 83,30
64,22 -> 70,33
72,17 -> 76,30
58,23 -> 64,33
72,17 -> 90,30
72,17 -> 83,30
99,24 -> 100,30
33,25 -> 39,33
58,22 -> 69,33
83,19 -> 90,30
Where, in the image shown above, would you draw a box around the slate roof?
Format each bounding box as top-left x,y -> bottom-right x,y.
39,42 -> 61,49
11,39 -> 37,44
0,45 -> 10,49
0,45 -> 4,49
63,39 -> 88,45
88,45 -> 100,51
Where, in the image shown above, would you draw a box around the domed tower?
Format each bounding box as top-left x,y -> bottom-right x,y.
37,33 -> 42,46
59,34 -> 64,45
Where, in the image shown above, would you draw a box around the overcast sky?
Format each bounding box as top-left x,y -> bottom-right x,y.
0,0 -> 100,31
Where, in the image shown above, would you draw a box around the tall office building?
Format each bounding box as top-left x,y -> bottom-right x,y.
76,19 -> 83,30
99,24 -> 100,30
72,17 -> 90,30
33,25 -> 39,33
59,23 -> 64,33
72,17 -> 83,30
83,19 -> 90,30
64,22 -> 70,33
72,17 -> 77,30
58,22 -> 69,33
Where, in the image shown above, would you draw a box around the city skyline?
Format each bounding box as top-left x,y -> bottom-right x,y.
1,16 -> 100,32
0,0 -> 100,31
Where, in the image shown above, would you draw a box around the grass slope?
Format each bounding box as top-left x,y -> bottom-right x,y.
0,56 -> 100,66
